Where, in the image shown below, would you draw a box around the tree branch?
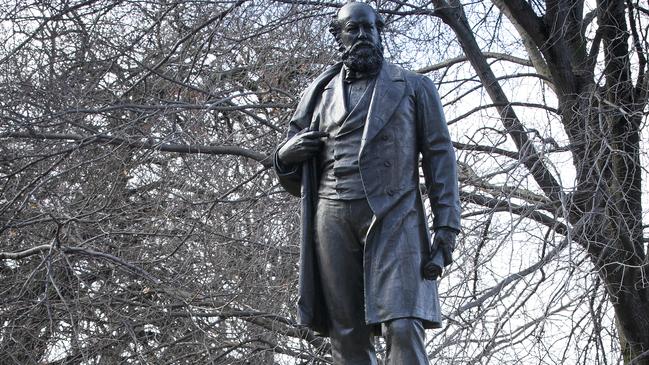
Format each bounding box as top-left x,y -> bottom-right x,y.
453,142 -> 520,160
416,52 -> 532,74
2,131 -> 272,167
0,244 -> 53,260
120,0 -> 247,97
450,221 -> 586,318
0,244 -> 160,283
447,102 -> 558,125
493,0 -> 548,50
432,0 -> 565,203
461,192 -> 566,234
490,0 -> 554,91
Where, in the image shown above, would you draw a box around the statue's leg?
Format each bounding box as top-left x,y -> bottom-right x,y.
315,198 -> 377,365
383,318 -> 428,365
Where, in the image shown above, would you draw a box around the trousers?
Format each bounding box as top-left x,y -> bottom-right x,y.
315,198 -> 429,365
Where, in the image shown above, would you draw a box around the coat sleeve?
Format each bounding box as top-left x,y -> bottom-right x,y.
273,87 -> 322,197
274,63 -> 340,198
273,116 -> 306,197
415,76 -> 461,232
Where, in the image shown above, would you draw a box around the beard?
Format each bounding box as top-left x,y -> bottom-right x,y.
340,40 -> 384,74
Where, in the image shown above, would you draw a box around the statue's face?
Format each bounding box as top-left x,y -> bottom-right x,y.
336,3 -> 380,53
335,3 -> 383,73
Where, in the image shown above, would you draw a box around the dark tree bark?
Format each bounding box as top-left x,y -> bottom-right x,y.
431,0 -> 649,361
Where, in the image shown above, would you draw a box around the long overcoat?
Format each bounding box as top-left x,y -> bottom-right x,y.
274,62 -> 461,336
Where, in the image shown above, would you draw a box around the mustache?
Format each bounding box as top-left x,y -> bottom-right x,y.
349,41 -> 377,52
341,41 -> 383,73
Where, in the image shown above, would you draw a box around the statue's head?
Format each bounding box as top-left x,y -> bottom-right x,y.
329,2 -> 385,73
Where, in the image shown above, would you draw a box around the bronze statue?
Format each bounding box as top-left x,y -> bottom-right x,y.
274,2 -> 461,363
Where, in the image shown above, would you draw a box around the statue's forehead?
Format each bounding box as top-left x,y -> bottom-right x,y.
337,4 -> 376,23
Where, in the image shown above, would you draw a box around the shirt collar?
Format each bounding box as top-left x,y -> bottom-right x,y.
343,64 -> 380,83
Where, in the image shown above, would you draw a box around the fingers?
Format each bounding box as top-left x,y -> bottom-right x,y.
432,228 -> 456,253
442,246 -> 453,266
436,231 -> 456,266
295,139 -> 324,154
430,235 -> 441,254
422,261 -> 442,280
278,130 -> 328,165
294,131 -> 328,150
431,232 -> 456,267
299,136 -> 325,146
300,130 -> 329,139
289,131 -> 328,147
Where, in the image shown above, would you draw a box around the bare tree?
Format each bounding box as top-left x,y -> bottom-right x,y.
424,0 -> 649,362
1,1 -> 333,363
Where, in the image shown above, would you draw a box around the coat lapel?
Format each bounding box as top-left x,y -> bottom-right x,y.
321,70 -> 348,127
361,63 -> 405,152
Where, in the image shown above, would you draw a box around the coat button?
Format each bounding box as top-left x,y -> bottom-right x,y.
381,134 -> 389,141
387,188 -> 395,196
384,161 -> 391,167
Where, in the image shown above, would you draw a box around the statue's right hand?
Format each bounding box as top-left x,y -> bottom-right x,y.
277,130 -> 328,165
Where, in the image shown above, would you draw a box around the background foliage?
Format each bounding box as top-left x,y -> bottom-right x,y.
1,0 -> 648,364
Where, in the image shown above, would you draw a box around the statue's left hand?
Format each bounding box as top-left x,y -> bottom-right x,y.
422,228 -> 457,280
277,129 -> 328,165
431,228 -> 457,265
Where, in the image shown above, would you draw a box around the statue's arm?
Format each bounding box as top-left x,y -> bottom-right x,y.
415,76 -> 461,233
273,120 -> 305,197
274,65 -> 338,197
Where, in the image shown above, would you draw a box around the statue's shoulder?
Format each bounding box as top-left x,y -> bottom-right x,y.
312,63 -> 343,84
296,63 -> 342,102
384,62 -> 429,85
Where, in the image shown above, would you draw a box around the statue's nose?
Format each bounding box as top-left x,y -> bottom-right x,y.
357,28 -> 367,40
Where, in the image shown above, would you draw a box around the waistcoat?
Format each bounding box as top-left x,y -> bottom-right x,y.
318,76 -> 375,199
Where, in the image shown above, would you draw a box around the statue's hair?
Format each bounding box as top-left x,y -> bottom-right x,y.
329,2 -> 385,46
